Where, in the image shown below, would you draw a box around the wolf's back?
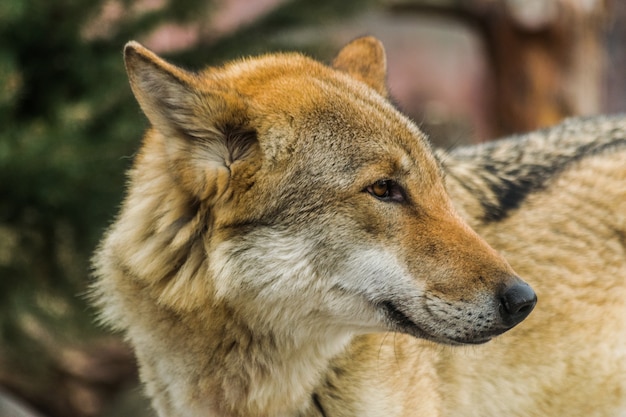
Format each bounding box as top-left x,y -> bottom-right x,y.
441,115 -> 626,222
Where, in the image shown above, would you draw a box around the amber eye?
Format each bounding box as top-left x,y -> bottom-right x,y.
370,180 -> 391,198
365,179 -> 405,203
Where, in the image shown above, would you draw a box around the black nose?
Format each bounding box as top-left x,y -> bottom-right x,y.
500,282 -> 537,326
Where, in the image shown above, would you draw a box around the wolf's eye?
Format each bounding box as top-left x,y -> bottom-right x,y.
366,179 -> 405,203
371,180 -> 391,198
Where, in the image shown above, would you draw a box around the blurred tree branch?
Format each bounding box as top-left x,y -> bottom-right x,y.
387,0 -> 609,135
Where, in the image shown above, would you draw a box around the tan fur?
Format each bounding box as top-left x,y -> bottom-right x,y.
318,116 -> 626,416
92,37 -> 625,417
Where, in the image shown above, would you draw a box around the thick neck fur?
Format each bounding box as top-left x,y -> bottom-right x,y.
136,297 -> 353,417
200,310 -> 353,417
96,133 -> 353,417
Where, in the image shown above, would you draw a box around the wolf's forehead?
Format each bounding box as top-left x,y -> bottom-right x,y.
208,53 -> 382,113
206,53 -> 330,96
206,53 -> 433,169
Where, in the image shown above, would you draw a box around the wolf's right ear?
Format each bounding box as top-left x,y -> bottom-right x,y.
332,36 -> 388,97
124,41 -> 206,137
124,42 -> 257,200
124,41 -> 235,141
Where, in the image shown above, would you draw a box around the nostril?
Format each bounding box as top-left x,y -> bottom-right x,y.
500,282 -> 537,324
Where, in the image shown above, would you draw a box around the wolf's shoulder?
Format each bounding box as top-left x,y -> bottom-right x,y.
441,115 -> 626,222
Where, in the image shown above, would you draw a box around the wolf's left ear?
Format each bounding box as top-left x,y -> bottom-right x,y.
332,36 -> 388,97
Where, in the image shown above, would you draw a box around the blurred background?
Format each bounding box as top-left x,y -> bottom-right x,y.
0,0 -> 624,415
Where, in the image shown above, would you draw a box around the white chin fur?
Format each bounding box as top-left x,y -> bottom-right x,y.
209,230 -> 424,335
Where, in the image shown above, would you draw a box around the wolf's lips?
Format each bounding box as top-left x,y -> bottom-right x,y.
449,336 -> 492,345
379,300 -> 428,338
379,300 -> 497,346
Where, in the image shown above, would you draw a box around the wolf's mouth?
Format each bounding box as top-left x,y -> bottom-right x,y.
379,300 -> 493,346
449,336 -> 492,345
379,300 -> 429,339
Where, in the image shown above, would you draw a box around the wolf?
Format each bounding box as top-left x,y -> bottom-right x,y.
91,37 -> 625,417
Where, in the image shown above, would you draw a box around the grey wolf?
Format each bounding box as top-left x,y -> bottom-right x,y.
92,37 -> 625,416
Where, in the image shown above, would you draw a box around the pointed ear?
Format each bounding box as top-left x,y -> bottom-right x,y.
123,42 -> 258,199
124,41 -> 228,140
332,36 -> 388,97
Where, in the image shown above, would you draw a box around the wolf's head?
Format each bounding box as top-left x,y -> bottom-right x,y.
103,37 -> 535,347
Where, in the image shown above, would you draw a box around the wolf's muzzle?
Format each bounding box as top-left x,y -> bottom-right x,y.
499,282 -> 537,327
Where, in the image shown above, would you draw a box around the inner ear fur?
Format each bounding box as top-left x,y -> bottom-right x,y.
124,41 -> 240,141
332,36 -> 388,97
124,41 -> 257,159
124,42 -> 258,198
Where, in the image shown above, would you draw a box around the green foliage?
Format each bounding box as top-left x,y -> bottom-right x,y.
0,0 -> 223,384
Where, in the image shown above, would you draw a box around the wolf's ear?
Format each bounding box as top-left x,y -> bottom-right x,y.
124,41 -> 226,139
125,42 -> 195,135
332,36 -> 388,97
124,42 -> 257,199
124,41 -> 254,143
